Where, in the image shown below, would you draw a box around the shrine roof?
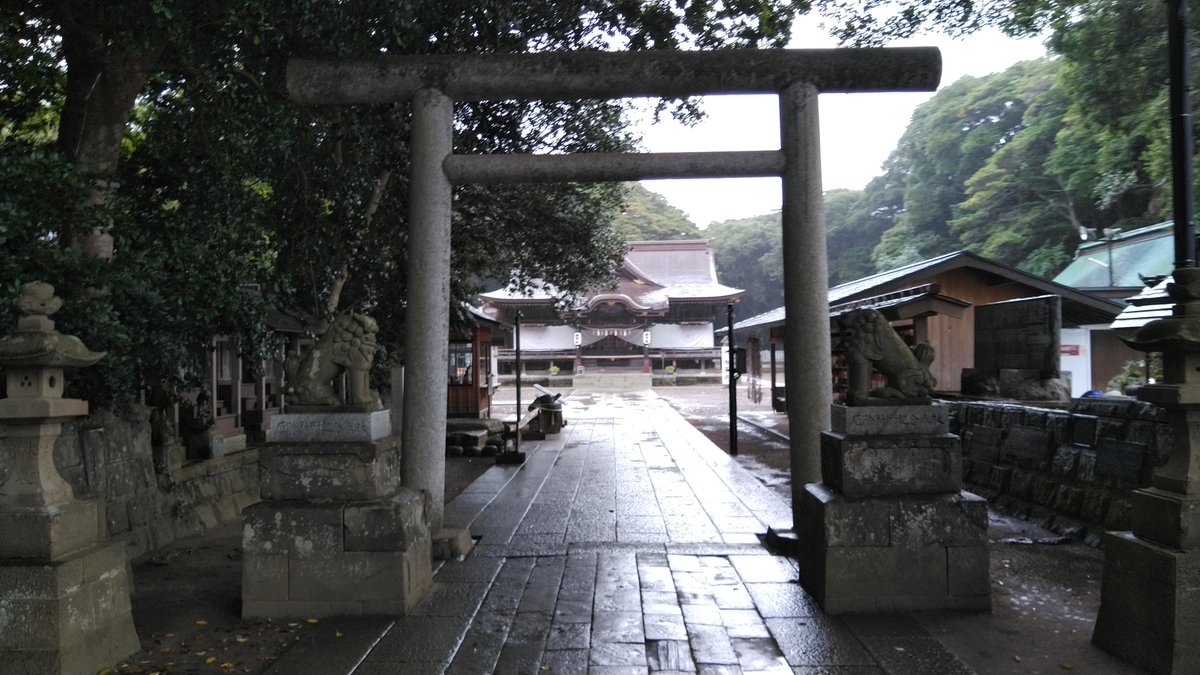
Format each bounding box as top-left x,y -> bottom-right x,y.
480,239 -> 742,308
724,250 -> 1121,333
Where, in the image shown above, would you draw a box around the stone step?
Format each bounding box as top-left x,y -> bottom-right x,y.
571,374 -> 653,389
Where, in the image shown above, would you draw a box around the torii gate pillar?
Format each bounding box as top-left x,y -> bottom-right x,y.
403,88 -> 454,536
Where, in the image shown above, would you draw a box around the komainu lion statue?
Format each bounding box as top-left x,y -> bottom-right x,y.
285,314 -> 380,408
840,308 -> 936,405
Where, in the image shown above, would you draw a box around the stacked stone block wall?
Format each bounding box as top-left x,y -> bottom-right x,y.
947,397 -> 1169,544
52,406 -> 259,561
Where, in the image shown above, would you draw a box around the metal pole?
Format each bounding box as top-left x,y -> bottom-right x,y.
574,326 -> 582,374
1108,236 -> 1114,288
401,87 -> 453,531
643,323 -> 650,374
770,340 -> 777,409
515,311 -> 522,456
728,303 -> 738,457
1169,0 -> 1196,269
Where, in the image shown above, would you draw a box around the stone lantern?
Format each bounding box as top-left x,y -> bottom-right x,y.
0,281 -> 140,673
1093,267 -> 1200,673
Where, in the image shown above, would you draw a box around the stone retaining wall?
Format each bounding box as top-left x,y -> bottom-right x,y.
53,406 -> 259,561
946,397 -> 1170,545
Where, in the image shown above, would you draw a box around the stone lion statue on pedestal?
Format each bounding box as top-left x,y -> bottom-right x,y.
285,314 -> 380,409
840,308 -> 936,405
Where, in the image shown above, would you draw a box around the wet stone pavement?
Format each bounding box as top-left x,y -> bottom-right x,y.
266,388 -> 975,674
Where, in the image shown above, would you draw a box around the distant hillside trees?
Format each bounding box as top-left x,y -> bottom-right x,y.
706,213 -> 783,320
612,183 -> 704,241
709,0 -> 1185,298
870,0 -> 1176,278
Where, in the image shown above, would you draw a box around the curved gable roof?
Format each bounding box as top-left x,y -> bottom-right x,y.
481,239 -> 743,310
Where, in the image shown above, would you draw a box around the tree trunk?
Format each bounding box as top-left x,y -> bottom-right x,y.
56,5 -> 167,258
325,170 -> 393,314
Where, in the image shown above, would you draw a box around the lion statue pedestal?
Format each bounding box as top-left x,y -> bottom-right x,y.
795,309 -> 990,614
242,313 -> 432,618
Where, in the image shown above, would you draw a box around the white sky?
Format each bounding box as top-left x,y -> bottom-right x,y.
634,18 -> 1049,226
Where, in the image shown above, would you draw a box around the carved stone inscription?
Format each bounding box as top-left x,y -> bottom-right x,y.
274,417 -> 368,437
974,295 -> 1061,374
269,411 -> 391,443
0,436 -> 39,490
831,404 -> 948,436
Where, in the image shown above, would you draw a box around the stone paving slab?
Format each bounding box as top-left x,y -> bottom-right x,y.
266,387 -> 973,674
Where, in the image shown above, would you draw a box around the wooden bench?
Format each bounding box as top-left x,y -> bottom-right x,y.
502,407 -> 541,440
447,428 -> 488,450
497,408 -> 541,464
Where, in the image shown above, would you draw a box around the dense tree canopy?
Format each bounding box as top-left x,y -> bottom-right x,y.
5,0 -> 1197,405
821,0 -> 1085,43
612,183 -> 703,242
1,0 -> 802,406
706,212 -> 784,320
706,0 -> 1195,307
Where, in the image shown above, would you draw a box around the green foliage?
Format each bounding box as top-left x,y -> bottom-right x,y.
706,212 -> 784,320
1045,0 -> 1175,222
1107,357 -> 1161,392
825,186 -> 895,285
612,184 -> 702,242
821,0 -> 1085,44
3,0 -> 801,407
718,0 -> 1194,308
861,0 -> 1182,280
946,59 -> 1088,269
871,68 -> 1037,269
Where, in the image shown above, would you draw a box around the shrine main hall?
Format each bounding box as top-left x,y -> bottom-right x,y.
481,239 -> 742,373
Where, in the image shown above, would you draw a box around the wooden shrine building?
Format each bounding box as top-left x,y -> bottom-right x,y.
481,240 -> 742,373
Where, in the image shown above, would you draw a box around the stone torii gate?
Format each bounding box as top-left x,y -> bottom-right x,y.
286,48 -> 941,535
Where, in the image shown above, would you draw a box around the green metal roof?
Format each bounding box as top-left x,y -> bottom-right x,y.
1052,222 -> 1175,289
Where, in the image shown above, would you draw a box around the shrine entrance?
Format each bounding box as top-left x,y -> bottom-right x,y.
287,48 -> 942,532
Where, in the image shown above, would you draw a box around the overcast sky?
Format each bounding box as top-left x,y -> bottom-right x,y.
634,18 -> 1049,226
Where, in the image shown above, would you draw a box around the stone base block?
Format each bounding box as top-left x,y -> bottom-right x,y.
241,490 -> 432,618
1093,531 -> 1200,675
763,527 -> 802,558
259,437 -> 401,501
821,431 -> 962,498
1132,488 -> 1200,550
796,483 -> 990,614
221,433 -> 247,454
0,540 -> 140,674
432,527 -> 475,560
962,368 -> 1070,402
0,497 -> 105,560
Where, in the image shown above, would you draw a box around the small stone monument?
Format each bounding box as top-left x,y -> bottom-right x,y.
0,282 -> 141,672
1093,267 -> 1200,673
960,296 -> 1070,401
242,313 -> 432,617
796,308 -> 990,612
